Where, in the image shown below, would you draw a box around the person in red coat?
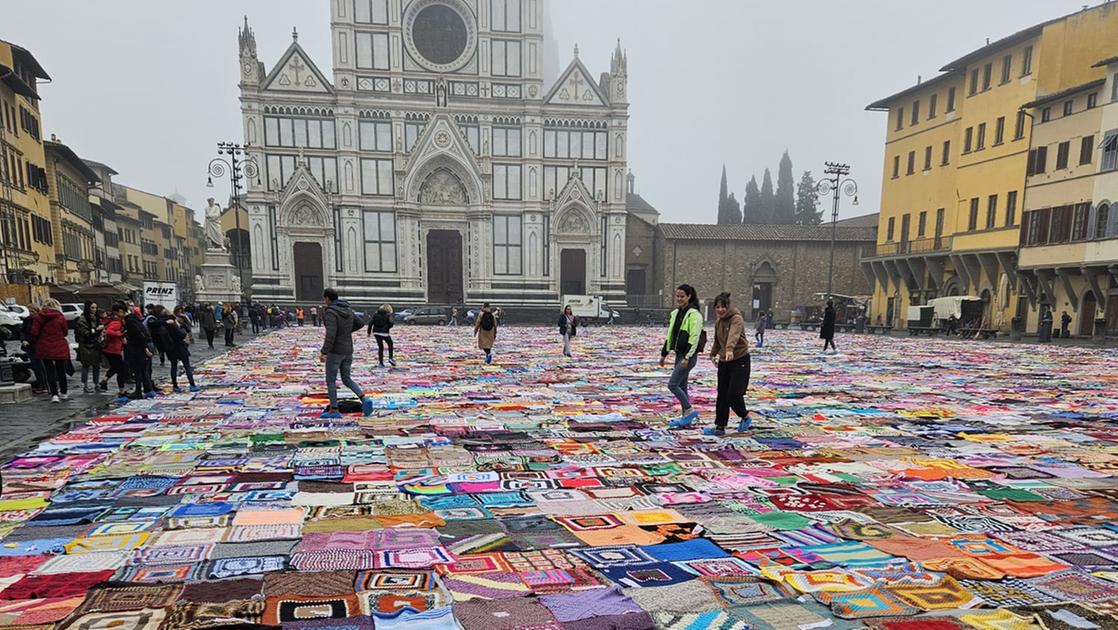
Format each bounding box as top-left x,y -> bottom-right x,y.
30,299 -> 71,402
98,303 -> 128,397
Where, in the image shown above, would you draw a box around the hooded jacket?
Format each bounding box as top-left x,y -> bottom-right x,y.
102,317 -> 124,355
709,307 -> 750,362
661,306 -> 703,360
321,300 -> 356,356
31,308 -> 70,360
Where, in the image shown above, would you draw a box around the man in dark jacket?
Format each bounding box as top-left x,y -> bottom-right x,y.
319,288 -> 372,418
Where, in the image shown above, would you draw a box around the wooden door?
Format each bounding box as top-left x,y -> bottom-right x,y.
560,249 -> 586,295
293,242 -> 324,303
426,230 -> 463,305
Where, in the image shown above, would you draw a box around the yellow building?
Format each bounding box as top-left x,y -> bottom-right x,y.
0,39 -> 53,285
44,138 -> 100,286
863,4 -> 1118,331
1017,57 -> 1118,337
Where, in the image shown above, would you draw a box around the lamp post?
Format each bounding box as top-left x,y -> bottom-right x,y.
207,142 -> 259,298
815,162 -> 858,298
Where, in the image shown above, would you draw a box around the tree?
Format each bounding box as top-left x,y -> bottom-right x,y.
716,165 -> 741,224
726,192 -> 741,224
775,151 -> 796,224
796,171 -> 823,225
759,169 -> 775,224
742,176 -> 762,224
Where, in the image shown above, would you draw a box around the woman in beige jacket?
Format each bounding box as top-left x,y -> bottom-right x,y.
473,303 -> 498,364
705,292 -> 751,436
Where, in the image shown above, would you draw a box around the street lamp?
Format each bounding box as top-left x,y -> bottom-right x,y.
206,142 -> 260,298
815,162 -> 858,299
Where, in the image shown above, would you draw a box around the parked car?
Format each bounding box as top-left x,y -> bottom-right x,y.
60,302 -> 83,328
0,306 -> 21,340
3,304 -> 30,320
397,307 -> 447,326
393,308 -> 414,323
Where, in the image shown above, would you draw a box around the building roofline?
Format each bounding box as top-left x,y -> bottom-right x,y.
1021,78 -> 1107,109
866,72 -> 958,111
938,24 -> 1046,72
1,40 -> 50,80
0,64 -> 39,100
82,159 -> 119,176
44,140 -> 100,184
1093,54 -> 1118,68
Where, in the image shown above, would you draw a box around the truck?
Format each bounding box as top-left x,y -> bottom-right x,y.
561,295 -> 620,323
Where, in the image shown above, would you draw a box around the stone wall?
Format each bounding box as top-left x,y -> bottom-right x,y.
624,214 -> 657,297
654,235 -> 872,318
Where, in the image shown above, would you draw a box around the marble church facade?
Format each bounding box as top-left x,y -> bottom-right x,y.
237,0 -> 630,307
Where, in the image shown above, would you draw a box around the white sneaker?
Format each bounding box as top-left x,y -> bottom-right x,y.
60,393 -> 69,401
50,395 -> 60,403
83,385 -> 92,393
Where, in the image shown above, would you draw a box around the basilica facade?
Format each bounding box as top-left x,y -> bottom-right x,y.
237,0 -> 630,307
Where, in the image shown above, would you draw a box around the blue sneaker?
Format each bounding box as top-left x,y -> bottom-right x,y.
114,395 -> 131,405
703,427 -> 726,437
321,410 -> 343,419
189,385 -> 201,393
172,387 -> 183,393
144,390 -> 156,399
485,353 -> 492,364
669,410 -> 698,429
361,397 -> 374,417
737,415 -> 753,432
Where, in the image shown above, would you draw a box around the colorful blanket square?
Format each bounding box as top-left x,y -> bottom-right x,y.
553,514 -> 625,532
356,570 -> 435,591
116,562 -> 204,583
263,594 -> 361,625
813,587 -> 919,619
1026,569 -> 1118,602
701,576 -> 797,606
207,555 -> 288,579
678,557 -> 757,577
377,547 -> 454,569
570,546 -> 656,568
885,576 -> 981,611
437,552 -> 512,575
599,561 -> 696,588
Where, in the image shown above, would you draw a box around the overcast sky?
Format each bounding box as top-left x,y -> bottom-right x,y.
2,0 -> 1097,224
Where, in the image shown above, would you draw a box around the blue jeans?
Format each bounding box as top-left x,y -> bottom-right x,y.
325,352 -> 363,408
667,352 -> 698,412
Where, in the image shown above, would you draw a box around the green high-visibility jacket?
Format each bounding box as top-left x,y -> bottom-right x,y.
662,307 -> 703,359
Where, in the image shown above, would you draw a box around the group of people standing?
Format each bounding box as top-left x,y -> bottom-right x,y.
19,299 -> 200,404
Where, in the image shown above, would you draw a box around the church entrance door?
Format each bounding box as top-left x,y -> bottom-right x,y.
751,282 -> 772,320
560,249 -> 586,295
293,242 -> 324,303
427,230 -> 463,305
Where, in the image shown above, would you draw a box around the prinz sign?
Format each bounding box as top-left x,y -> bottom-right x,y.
143,282 -> 178,309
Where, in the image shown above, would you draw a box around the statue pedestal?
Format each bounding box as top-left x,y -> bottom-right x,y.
197,250 -> 242,305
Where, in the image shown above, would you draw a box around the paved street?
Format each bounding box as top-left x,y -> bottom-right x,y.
0,324 -> 267,461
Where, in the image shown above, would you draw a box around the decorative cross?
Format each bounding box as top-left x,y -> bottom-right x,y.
570,72 -> 584,100
290,57 -> 306,85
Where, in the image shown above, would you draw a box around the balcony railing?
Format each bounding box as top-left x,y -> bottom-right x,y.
867,236 -> 953,258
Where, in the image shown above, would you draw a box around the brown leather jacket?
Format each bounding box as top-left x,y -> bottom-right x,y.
709,307 -> 750,361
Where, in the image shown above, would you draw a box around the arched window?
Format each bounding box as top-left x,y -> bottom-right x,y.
1097,203 -> 1110,239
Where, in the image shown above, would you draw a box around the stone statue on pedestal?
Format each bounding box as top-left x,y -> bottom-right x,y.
204,198 -> 227,252
194,274 -> 205,294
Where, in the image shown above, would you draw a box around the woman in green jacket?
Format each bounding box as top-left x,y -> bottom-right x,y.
662,284 -> 704,428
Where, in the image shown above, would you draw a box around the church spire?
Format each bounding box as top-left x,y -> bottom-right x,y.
239,15 -> 260,86
292,27 -> 299,42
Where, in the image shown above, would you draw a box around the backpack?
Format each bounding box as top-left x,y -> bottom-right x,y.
479,311 -> 495,331
351,312 -> 365,333
697,329 -> 708,354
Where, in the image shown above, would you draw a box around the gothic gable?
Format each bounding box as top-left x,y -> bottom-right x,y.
403,114 -> 485,204
277,163 -> 330,226
544,58 -> 607,107
553,169 -> 599,210
262,42 -> 334,94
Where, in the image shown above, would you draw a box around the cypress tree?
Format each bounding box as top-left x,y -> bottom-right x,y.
775,151 -> 796,224
760,169 -> 775,224
743,176 -> 762,224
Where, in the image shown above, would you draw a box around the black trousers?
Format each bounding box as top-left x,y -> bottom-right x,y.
224,326 -> 235,346
375,335 -> 394,364
103,352 -> 126,390
204,329 -> 215,348
43,358 -> 68,396
715,354 -> 751,429
127,352 -> 153,397
251,319 -> 260,334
